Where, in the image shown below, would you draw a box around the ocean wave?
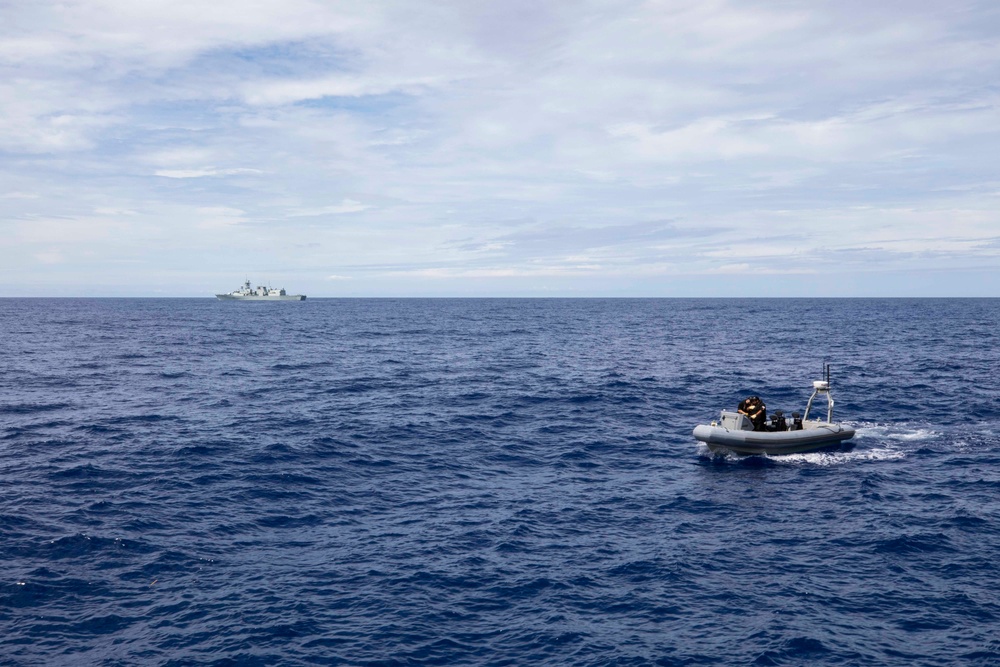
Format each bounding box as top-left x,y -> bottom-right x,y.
2,298 -> 999,666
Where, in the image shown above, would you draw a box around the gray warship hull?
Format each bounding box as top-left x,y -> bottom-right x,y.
216,294 -> 306,301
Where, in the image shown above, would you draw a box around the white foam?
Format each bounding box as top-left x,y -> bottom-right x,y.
767,446 -> 905,466
889,429 -> 939,441
854,422 -> 941,442
694,440 -> 905,466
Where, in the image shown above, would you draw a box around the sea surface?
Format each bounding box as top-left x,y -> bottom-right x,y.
1,298 -> 999,666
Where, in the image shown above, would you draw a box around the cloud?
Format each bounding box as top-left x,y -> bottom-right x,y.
155,168 -> 263,179
609,118 -> 770,162
0,0 -> 368,68
287,200 -> 370,216
453,220 -> 726,261
34,249 -> 65,264
2,0 -> 999,295
392,265 -> 607,280
17,216 -> 123,244
241,75 -> 442,106
196,206 -> 247,228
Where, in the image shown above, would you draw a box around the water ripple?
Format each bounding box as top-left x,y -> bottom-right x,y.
0,298 -> 998,665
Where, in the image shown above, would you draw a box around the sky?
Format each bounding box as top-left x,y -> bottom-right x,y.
2,0 -> 999,297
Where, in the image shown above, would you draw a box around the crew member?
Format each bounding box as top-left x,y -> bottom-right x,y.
738,395 -> 767,431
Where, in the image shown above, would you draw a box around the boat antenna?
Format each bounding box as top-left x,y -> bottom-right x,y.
824,363 -> 833,422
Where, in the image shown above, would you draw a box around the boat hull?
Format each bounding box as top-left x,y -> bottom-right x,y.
216,294 -> 306,301
693,422 -> 855,456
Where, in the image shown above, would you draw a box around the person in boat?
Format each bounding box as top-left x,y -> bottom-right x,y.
738,395 -> 767,431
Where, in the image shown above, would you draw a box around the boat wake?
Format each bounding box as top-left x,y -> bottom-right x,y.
766,446 -> 905,466
853,422 -> 942,442
694,419 -> 950,464
697,441 -> 905,466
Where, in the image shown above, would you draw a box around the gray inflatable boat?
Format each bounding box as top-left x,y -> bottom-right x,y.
693,374 -> 855,456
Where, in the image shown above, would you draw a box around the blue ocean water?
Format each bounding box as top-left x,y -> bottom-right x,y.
1,298 -> 999,666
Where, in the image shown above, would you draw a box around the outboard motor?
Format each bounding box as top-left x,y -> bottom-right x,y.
791,412 -> 803,431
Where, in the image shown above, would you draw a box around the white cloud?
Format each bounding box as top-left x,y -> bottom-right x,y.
242,75 -> 443,107
17,217 -> 123,244
34,249 -> 65,264
609,118 -> 769,162
196,206 -> 247,228
1,0 -> 999,295
142,147 -> 217,166
397,265 -> 606,280
93,207 -> 137,215
288,200 -> 369,216
155,168 -> 263,179
0,0 -> 368,68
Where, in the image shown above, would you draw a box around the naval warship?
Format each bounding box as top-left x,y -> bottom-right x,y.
216,279 -> 306,301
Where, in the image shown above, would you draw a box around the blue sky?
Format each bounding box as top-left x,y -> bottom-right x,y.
2,0 -> 999,296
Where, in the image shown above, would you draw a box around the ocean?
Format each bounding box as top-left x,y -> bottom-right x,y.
1,298 -> 998,666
